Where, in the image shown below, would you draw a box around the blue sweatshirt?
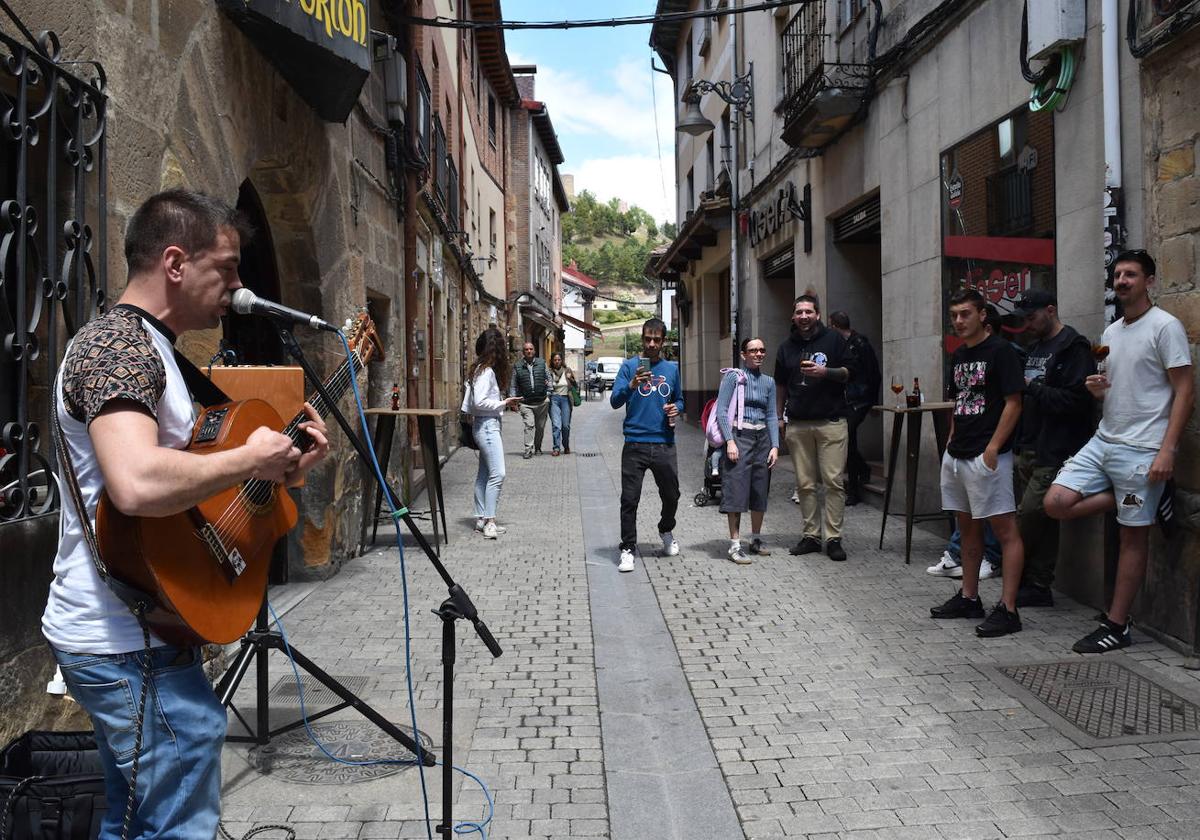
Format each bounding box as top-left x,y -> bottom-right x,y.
609,357 -> 684,443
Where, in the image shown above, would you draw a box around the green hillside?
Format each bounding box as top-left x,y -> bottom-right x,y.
563,191 -> 675,308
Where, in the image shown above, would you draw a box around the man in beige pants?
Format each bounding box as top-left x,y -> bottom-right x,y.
775,295 -> 858,561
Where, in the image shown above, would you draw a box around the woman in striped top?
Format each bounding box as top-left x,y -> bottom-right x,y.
717,337 -> 780,564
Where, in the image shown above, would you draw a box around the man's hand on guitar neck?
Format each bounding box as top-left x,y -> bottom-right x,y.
284,402 -> 329,488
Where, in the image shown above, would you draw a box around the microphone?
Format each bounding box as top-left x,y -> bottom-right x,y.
230,289 -> 338,332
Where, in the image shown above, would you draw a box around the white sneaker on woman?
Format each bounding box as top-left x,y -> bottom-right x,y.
482,522 -> 503,539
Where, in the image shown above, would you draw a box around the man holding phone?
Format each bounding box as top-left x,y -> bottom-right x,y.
610,318 -> 684,573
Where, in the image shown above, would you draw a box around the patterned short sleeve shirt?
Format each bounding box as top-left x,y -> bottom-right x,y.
61,307 -> 166,426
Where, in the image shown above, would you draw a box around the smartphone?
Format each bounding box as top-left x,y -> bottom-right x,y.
637,357 -> 650,375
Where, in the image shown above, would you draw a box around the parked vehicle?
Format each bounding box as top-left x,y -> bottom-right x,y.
594,356 -> 626,390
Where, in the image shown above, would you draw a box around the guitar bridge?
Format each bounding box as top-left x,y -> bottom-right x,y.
198,523 -> 246,584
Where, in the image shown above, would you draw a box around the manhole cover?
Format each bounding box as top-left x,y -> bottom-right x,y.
247,720 -> 434,784
268,675 -> 371,707
992,659 -> 1200,746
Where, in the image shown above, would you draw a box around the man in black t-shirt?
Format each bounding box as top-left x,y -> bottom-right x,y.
931,288 -> 1026,637
830,311 -> 881,506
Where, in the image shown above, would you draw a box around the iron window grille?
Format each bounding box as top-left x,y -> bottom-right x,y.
778,3 -> 872,130
415,66 -> 431,160
432,115 -> 447,207
0,17 -> 108,524
986,167 -> 1035,237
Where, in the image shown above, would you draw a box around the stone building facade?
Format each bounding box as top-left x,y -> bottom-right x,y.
652,0 -> 1200,649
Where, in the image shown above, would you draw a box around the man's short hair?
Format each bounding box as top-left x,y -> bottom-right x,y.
124,189 -> 253,276
642,317 -> 667,336
948,287 -> 986,311
828,311 -> 851,330
794,294 -> 820,313
1114,249 -> 1156,277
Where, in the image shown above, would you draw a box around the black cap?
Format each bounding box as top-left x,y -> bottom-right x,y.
1015,289 -> 1056,311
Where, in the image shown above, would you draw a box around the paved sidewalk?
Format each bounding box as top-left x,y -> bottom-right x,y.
218,401 -> 1200,839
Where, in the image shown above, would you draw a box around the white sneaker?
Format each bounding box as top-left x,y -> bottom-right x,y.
476,520 -> 506,536
979,558 -> 999,580
482,522 -> 502,539
926,551 -> 963,578
791,489 -> 800,504
475,518 -> 484,532
660,533 -> 680,557
618,549 -> 636,573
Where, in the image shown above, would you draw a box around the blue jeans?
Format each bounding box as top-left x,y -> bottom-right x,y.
946,522 -> 1002,564
473,416 -> 505,519
550,394 -> 572,451
51,643 -> 225,839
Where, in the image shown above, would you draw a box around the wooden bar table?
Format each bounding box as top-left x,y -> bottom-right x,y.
874,400 -> 955,564
361,408 -> 450,554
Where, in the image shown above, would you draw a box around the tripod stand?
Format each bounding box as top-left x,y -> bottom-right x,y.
219,322 -> 501,836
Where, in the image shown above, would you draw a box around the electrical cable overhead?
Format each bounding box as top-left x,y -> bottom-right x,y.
649,55 -> 670,223
400,0 -> 808,31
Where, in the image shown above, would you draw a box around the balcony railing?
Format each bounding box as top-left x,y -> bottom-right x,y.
778,6 -> 872,151
432,116 -> 447,207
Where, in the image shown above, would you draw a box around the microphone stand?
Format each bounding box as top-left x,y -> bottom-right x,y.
277,325 -> 502,839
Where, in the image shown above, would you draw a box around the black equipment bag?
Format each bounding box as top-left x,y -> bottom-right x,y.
0,731 -> 106,840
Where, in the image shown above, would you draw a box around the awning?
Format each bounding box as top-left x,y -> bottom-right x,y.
559,312 -> 602,336
646,193 -> 731,278
520,304 -> 558,333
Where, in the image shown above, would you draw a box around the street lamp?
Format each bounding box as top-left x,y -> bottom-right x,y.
677,66 -> 753,366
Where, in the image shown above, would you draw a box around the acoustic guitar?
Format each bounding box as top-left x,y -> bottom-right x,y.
96,312 -> 382,645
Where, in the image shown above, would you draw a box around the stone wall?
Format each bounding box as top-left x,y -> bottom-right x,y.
1137,27 -> 1200,649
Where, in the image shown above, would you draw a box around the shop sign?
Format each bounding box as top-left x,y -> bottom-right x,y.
958,265 -> 1032,303
218,0 -> 371,122
749,182 -> 812,253
947,174 -> 963,209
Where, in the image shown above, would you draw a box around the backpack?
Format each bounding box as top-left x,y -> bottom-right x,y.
704,368 -> 746,448
0,731 -> 106,840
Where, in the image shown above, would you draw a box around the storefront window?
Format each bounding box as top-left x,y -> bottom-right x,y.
940,107 -> 1056,384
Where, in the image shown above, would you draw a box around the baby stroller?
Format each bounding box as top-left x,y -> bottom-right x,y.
693,397 -> 723,506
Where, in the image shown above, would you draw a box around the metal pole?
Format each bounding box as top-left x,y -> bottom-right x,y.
730,1 -> 740,367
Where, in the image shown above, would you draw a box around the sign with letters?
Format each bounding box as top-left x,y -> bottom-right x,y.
749,182 -> 812,253
218,0 -> 371,122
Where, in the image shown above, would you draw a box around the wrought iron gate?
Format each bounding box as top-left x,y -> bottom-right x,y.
0,4 -> 107,523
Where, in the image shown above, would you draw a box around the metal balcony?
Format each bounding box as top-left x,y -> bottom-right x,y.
777,8 -> 872,152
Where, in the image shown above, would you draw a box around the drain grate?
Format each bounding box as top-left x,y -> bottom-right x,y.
268,675 -> 372,707
993,659 -> 1200,746
574,452 -> 599,457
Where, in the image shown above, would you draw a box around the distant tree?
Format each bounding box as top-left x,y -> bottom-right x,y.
662,221 -> 678,239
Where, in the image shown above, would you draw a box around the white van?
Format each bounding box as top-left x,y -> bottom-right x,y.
594,356 -> 627,390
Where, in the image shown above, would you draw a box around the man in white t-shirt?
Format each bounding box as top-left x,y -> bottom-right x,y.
44,190 -> 330,837
1045,250 -> 1194,654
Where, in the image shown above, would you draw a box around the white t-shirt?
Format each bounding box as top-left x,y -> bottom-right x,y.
1097,306 -> 1191,450
42,309 -> 196,654
461,367 -> 506,417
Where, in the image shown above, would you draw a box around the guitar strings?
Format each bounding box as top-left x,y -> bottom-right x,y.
208,352 -> 365,546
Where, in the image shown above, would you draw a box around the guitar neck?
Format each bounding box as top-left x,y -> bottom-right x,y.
282,351 -> 364,442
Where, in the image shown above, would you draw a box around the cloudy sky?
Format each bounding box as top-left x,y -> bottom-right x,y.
503,1 -> 677,225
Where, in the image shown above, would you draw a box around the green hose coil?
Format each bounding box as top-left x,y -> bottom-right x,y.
1030,46 -> 1077,112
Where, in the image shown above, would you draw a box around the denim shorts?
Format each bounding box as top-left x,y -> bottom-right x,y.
1053,435 -> 1165,527
940,450 -> 1016,519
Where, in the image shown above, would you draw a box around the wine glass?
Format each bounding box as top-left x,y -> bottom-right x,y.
799,352 -> 813,386
891,375 -> 905,408
1092,344 -> 1110,375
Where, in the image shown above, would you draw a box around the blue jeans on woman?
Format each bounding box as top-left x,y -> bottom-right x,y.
51,643 -> 226,839
550,394 -> 572,451
473,415 -> 506,519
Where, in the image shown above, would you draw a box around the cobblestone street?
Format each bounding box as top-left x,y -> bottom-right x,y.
220,402 -> 1200,839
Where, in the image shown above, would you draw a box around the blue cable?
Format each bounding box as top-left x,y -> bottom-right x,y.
256,330 -> 492,840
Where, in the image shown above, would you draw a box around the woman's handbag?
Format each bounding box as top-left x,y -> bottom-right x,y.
570,384 -> 582,407
460,383 -> 479,450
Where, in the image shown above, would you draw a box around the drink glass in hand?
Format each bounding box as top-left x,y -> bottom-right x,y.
1092,343 -> 1110,375
799,352 -> 813,387
890,375 -> 905,408
665,404 -> 677,428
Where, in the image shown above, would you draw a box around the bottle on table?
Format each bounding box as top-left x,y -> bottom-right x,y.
906,377 -> 922,408
390,383 -> 400,411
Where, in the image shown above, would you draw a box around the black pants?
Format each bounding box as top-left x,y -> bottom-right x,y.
846,403 -> 872,490
619,441 -> 680,550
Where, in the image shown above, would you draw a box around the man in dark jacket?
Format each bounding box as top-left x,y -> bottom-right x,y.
1012,290 -> 1096,607
510,341 -> 551,458
775,295 -> 858,561
830,311 -> 881,506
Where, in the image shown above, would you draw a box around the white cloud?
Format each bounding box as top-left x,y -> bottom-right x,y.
509,51 -> 678,222
571,155 -> 676,225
